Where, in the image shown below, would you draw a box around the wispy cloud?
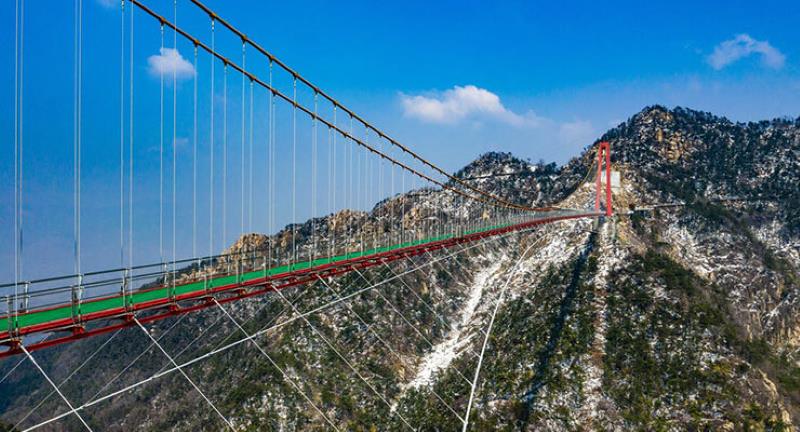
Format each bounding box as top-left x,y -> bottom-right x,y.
147,48 -> 196,81
400,85 -> 544,126
707,34 -> 785,70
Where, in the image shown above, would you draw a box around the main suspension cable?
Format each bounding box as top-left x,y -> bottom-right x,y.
184,0 -> 548,212
126,0 -> 531,214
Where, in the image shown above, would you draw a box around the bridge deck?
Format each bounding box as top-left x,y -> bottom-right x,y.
2,231 -> 468,331
0,212 -> 598,356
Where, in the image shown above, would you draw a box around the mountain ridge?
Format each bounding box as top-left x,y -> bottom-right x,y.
1,105 -> 798,431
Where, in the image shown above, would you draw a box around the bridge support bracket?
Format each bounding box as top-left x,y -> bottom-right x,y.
2,338 -> 21,351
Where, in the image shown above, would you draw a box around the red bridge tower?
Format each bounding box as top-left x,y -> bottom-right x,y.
594,141 -> 613,216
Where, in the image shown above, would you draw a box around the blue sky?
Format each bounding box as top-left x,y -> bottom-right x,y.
1,0 -> 799,283
225,0 -> 799,162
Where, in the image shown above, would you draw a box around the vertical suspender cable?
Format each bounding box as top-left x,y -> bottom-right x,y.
19,0 -> 25,301
19,0 -> 24,311
348,116 -> 353,250
366,131 -> 373,249
268,61 -> 275,266
13,0 -> 22,314
356,124 -> 360,216
75,0 -> 84,319
240,42 -> 245,239
192,44 -> 198,258
345,115 -> 356,218
267,61 -> 273,267
332,106 -> 336,256
291,76 -> 297,265
209,18 -> 215,260
361,127 -> 367,252
327,124 -> 332,258
119,0 -> 125,270
410,175 -> 415,240
354,124 -> 359,219
13,0 -> 19,310
248,80 -> 254,233
311,92 -> 317,263
222,63 -> 227,250
159,23 -> 164,267
391,149 -> 395,244
271,67 -> 278,265
74,0 -> 82,283
378,138 -> 382,247
365,128 -> 370,215
172,0 -> 177,297
73,0 -> 77,277
129,0 -> 134,277
342,119 -> 347,243
401,168 -> 405,243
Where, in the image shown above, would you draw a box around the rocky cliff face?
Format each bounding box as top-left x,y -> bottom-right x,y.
1,106 -> 798,431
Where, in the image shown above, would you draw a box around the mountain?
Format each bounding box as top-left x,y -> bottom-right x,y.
1,106 -> 798,431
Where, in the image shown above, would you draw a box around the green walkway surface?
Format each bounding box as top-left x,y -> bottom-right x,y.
2,221 -> 517,333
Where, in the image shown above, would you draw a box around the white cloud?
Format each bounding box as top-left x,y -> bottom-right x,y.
147,48 -> 196,81
707,34 -> 785,70
400,85 -> 543,126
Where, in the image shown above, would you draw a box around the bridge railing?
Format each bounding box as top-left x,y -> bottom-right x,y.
2,209 -> 570,338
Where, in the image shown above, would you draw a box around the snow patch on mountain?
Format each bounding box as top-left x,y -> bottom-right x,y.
576,221 -> 623,426
406,260 -> 504,389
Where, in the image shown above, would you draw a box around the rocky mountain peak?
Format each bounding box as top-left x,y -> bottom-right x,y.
454,152 -> 535,179
2,105 -> 798,431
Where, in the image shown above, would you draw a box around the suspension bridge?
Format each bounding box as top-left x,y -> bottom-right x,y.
2,1 -> 613,430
